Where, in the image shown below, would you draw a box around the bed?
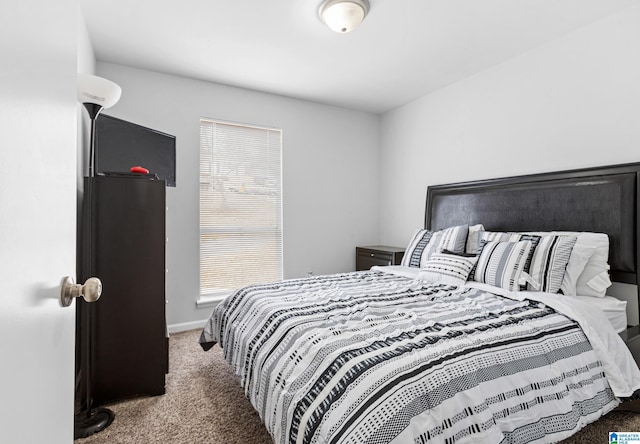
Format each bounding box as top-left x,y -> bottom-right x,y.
200,162 -> 640,444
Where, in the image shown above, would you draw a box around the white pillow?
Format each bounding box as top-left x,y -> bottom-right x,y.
547,231 -> 610,297
575,234 -> 611,297
561,240 -> 596,296
419,253 -> 478,286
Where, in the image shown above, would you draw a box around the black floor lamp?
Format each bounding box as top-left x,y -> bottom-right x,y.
74,73 -> 122,439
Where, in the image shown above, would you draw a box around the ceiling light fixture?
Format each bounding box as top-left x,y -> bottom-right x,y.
318,0 -> 370,33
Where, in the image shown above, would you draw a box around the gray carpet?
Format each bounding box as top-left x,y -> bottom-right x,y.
76,329 -> 640,443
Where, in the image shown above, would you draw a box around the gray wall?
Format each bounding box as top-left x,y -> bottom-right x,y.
378,5 -> 640,322
96,62 -> 380,327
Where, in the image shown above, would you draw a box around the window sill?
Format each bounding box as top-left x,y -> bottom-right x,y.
196,293 -> 228,309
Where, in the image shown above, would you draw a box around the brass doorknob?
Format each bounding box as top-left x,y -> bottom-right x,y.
60,276 -> 102,307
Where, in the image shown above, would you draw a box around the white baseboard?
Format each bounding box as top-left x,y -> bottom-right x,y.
168,319 -> 207,333
168,295 -> 226,333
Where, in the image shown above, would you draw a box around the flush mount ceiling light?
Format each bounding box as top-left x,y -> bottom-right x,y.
319,0 -> 370,33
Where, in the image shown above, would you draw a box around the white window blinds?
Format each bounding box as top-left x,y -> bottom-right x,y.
199,119 -> 283,296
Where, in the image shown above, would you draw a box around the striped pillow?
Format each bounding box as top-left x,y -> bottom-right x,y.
481,231 -> 578,293
419,225 -> 469,266
466,224 -> 485,254
401,229 -> 434,267
478,231 -> 541,278
478,230 -> 521,245
401,225 -> 469,268
473,240 -> 535,291
419,253 -> 478,286
526,234 -> 577,293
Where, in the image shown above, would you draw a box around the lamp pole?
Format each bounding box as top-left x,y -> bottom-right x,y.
74,74 -> 121,439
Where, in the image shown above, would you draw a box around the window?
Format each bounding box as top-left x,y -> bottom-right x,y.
199,119 -> 282,299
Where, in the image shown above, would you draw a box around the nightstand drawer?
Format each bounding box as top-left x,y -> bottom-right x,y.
356,246 -> 404,271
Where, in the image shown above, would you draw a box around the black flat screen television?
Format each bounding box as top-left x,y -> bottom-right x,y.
95,114 -> 176,187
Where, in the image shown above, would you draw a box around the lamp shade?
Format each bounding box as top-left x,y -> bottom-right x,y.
319,0 -> 369,33
77,74 -> 122,109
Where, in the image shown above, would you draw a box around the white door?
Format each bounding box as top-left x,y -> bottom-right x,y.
0,1 -> 78,443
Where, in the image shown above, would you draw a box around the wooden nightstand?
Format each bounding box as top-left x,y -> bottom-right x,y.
620,325 -> 640,367
356,246 -> 405,271
616,325 -> 640,412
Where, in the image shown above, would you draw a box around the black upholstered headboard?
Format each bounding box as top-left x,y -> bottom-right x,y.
425,162 -> 640,285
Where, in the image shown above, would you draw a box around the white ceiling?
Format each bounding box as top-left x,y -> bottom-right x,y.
81,0 -> 637,114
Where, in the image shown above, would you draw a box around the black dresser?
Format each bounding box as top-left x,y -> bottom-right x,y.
77,175 -> 168,406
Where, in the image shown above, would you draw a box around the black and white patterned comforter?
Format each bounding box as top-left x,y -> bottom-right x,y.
199,269 -> 640,444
